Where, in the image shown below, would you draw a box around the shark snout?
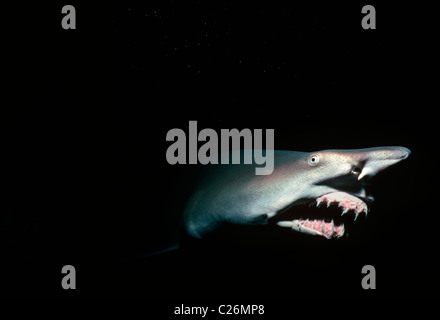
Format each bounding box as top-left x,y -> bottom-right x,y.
384,146 -> 411,160
400,147 -> 411,159
357,146 -> 411,180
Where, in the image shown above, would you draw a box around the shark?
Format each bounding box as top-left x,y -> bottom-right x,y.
183,146 -> 411,240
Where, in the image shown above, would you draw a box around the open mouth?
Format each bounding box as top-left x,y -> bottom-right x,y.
273,191 -> 371,239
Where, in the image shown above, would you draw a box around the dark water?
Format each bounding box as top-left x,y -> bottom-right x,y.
2,0 -> 438,303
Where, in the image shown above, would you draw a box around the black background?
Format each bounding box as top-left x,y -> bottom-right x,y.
2,0 -> 439,304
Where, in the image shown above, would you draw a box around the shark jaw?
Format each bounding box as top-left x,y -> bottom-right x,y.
275,191 -> 371,239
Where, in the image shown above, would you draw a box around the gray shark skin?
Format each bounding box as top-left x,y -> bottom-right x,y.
184,146 -> 411,240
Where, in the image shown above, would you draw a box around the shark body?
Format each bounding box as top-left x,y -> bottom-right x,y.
184,147 -> 411,239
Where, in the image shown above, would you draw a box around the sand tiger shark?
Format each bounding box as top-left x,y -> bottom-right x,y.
183,146 -> 411,240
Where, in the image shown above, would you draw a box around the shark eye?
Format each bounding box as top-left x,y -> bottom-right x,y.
351,167 -> 362,176
308,154 -> 320,166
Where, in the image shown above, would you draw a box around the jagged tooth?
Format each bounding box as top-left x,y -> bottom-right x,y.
326,201 -> 331,208
304,218 -> 309,226
331,219 -> 334,236
312,219 -> 317,229
341,207 -> 349,216
340,223 -> 345,237
316,199 -> 322,207
354,212 -> 359,221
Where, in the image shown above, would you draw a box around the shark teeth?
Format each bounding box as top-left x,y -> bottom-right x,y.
315,192 -> 369,221
278,192 -> 370,239
277,218 -> 345,239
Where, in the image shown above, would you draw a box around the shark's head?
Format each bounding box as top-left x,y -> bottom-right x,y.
276,146 -> 411,239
